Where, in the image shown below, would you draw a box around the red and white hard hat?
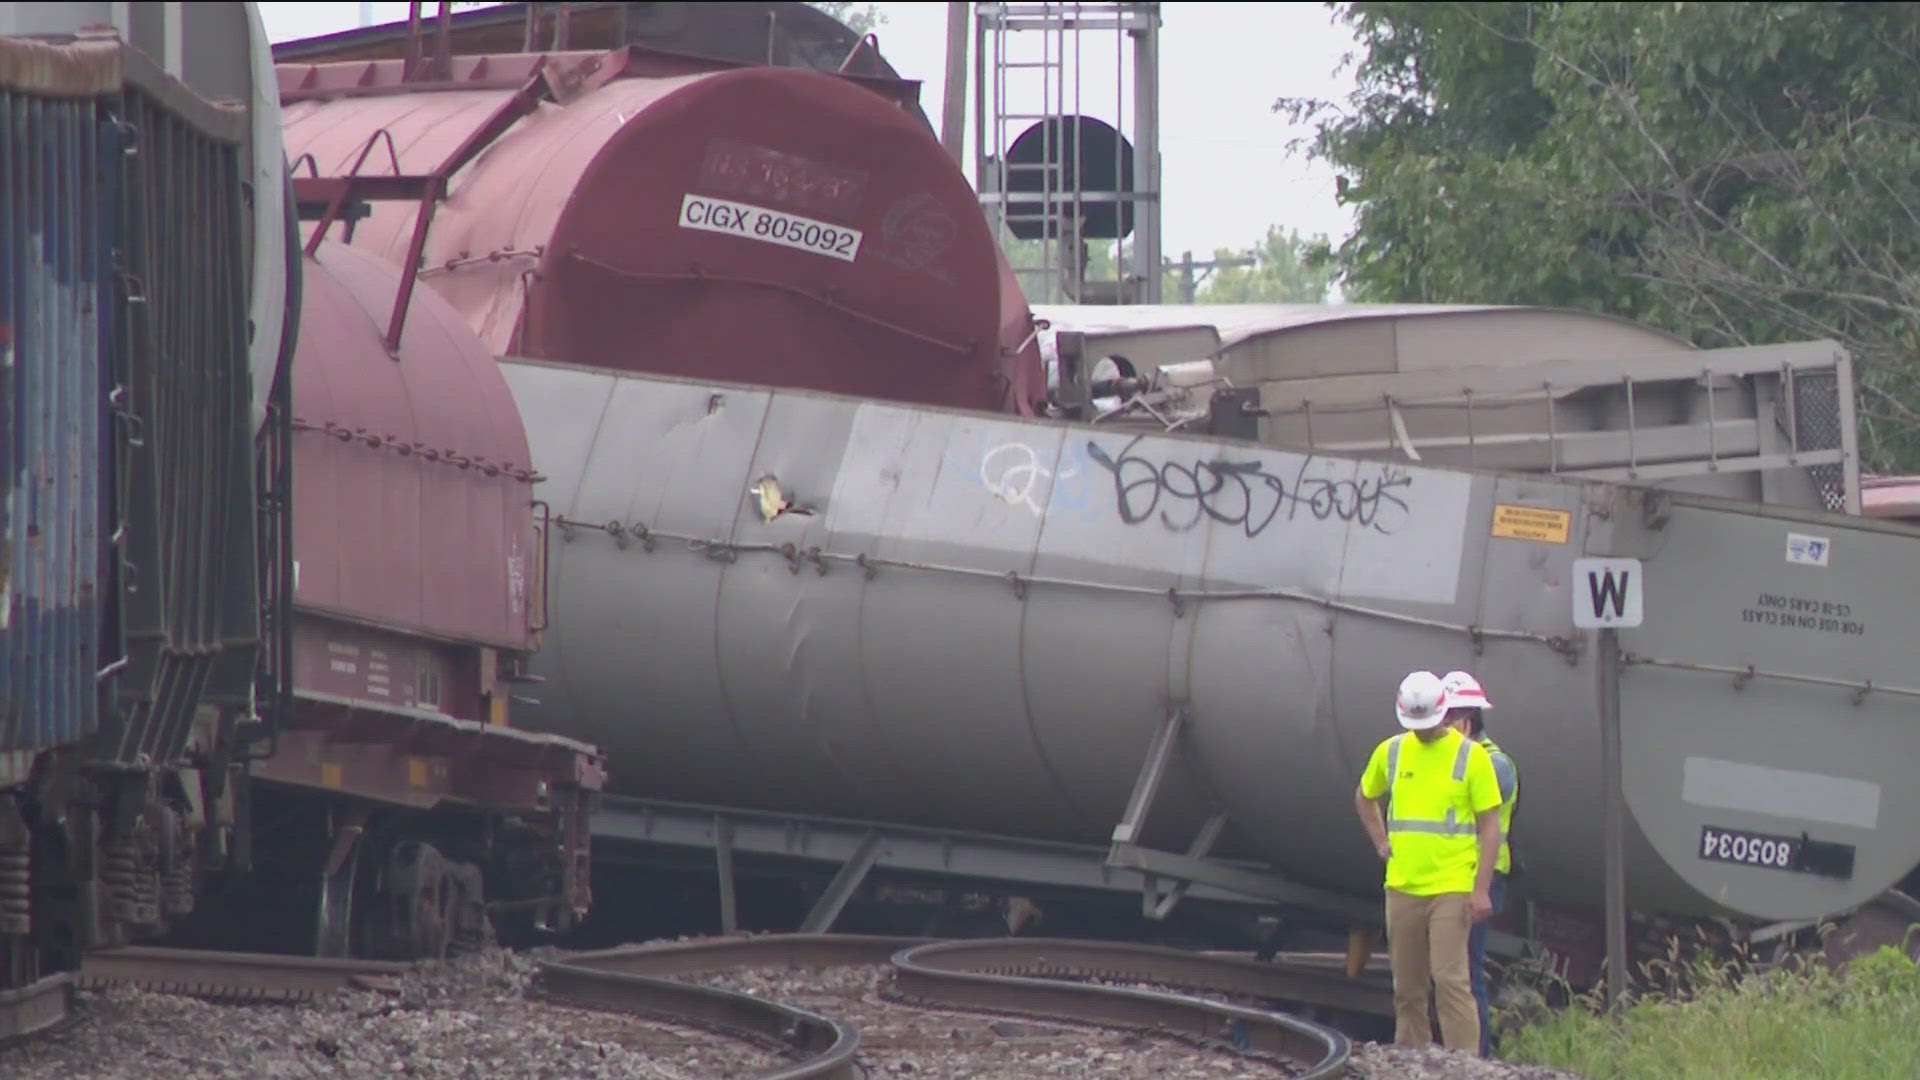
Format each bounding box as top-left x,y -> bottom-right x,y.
1395,671 -> 1450,731
1441,670 -> 1493,711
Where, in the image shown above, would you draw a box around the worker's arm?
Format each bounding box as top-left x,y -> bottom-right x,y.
1354,785 -> 1391,860
1470,806 -> 1501,921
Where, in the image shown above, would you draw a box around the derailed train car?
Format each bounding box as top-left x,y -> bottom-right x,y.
1,3 -> 606,993
0,27 -> 276,994
218,233 -> 607,961
276,12 -> 1920,979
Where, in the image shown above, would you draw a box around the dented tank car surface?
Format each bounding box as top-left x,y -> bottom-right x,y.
501,356 -> 1920,928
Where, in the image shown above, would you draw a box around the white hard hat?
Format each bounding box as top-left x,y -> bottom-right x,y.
1441,670 -> 1493,711
1395,671 -> 1449,731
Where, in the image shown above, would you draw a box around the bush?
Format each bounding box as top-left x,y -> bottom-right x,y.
1503,935 -> 1920,1079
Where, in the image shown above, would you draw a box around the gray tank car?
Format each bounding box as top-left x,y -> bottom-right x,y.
500,306 -> 1913,927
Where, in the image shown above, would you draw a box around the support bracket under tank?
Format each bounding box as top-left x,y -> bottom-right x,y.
798,831 -> 882,934
1106,709 -> 1377,925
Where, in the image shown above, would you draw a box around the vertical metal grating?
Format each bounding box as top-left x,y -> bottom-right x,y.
103,77 -> 262,766
1780,370 -> 1848,512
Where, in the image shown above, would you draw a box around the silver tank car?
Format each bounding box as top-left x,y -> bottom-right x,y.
501,354 -> 1920,925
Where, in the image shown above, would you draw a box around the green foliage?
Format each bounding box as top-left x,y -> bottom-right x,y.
1287,2 -> 1920,469
999,226 -> 1332,304
1505,940 -> 1920,1079
1179,227 -> 1335,304
807,1 -> 886,36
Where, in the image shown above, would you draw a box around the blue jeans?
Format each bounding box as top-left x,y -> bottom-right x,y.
1466,872 -> 1508,1057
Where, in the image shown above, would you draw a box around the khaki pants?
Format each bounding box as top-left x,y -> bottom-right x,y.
1384,887 -> 1478,1052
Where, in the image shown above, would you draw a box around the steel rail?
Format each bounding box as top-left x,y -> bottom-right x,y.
30,935 -> 1370,1076
0,974 -> 73,1044
536,961 -> 862,1080
898,937 -> 1393,1019
542,936 -> 914,1080
568,932 -> 920,976
76,946 -> 411,1002
554,934 -> 1370,1078
891,938 -> 1359,1079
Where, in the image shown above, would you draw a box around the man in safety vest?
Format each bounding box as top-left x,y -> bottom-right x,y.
1442,669 -> 1518,1057
1354,670 -> 1504,1052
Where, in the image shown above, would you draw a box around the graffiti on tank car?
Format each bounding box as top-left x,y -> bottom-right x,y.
872,192 -> 956,280
978,441 -> 1080,515
697,138 -> 869,219
1084,436 -> 1414,537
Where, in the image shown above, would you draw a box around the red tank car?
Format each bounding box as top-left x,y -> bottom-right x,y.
277,48 -> 1044,414
290,242 -> 538,654
232,240 -> 603,959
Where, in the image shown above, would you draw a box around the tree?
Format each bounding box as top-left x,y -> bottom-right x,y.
808,2 -> 886,36
1284,2 -> 1920,469
996,226 -> 1332,305
1178,227 -> 1334,304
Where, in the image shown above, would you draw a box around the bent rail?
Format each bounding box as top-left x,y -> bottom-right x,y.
556,933 -> 1369,1078
891,938 -> 1358,1080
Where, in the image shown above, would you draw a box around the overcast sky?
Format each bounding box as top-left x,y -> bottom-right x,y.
257,2 -> 1360,260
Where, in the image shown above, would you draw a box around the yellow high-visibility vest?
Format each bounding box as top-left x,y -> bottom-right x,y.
1361,728 -> 1501,896
1481,735 -> 1518,875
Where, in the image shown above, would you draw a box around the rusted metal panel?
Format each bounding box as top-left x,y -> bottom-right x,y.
263,616 -> 605,811
279,50 -> 1044,415
291,243 -> 537,649
0,79 -> 106,754
0,33 -> 119,96
0,34 -> 262,764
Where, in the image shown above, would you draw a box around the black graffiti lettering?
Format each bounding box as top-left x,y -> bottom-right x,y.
1085,437 -> 1413,538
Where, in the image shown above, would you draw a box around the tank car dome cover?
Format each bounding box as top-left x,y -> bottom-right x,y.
292,241 -> 537,649
280,54 -> 1044,414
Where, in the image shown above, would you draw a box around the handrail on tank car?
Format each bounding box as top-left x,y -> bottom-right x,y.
301,128 -> 406,257
1621,653 -> 1920,703
546,513 -> 1578,659
296,64 -> 553,353
837,33 -> 882,74
530,499 -> 553,635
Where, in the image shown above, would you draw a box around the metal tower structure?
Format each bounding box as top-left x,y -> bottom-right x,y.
974,2 -> 1161,305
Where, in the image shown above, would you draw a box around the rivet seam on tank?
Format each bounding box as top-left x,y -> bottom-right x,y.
291,418 -> 542,482
544,514 -> 1578,654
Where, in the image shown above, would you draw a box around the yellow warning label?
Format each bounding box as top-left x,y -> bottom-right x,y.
408,757 -> 430,788
1491,504 -> 1571,544
321,762 -> 343,788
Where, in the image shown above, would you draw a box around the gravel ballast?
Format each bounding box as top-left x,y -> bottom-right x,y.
0,949 -> 1587,1079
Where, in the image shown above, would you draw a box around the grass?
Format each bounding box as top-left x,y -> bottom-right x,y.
1501,933 -> 1920,1080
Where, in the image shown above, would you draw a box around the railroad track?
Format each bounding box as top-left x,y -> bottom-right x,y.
5,935 -> 1387,1076
0,946 -> 411,1048
0,973 -> 73,1044
76,946 -> 411,1002
551,933 -> 1389,1078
